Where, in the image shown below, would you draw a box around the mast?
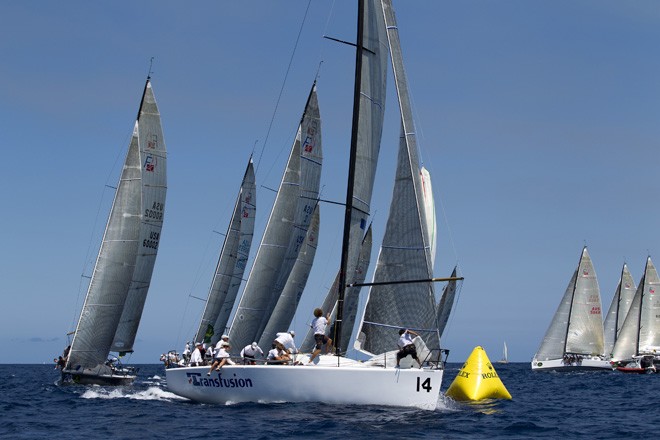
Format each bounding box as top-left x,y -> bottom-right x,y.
335,0 -> 365,356
635,262 -> 647,355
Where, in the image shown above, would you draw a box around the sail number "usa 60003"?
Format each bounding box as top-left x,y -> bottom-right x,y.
416,377 -> 432,392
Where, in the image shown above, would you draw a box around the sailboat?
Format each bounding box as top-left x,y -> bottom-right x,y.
192,158 -> 256,347
60,77 -> 167,385
165,0 -> 451,410
611,257 -> 660,373
602,263 -> 636,359
531,247 -> 610,371
497,342 -> 509,364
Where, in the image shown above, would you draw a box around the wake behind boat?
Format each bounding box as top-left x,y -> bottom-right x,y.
59,77 -> 167,385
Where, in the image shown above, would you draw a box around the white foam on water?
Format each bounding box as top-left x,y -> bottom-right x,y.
80,386 -> 187,401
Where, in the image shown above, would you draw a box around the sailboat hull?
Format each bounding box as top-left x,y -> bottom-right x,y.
531,357 -> 611,371
60,368 -> 136,386
165,357 -> 442,410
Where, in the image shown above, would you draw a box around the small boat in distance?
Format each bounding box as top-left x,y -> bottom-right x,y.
59,77 -> 167,385
531,247 -> 610,371
497,342 -> 509,364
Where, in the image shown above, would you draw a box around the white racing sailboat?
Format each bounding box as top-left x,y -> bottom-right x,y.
166,0 -> 455,410
498,342 -> 509,364
602,263 -> 636,359
531,247 -> 610,371
60,77 -> 167,385
611,257 -> 660,373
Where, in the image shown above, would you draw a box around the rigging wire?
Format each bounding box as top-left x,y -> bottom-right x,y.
254,0 -> 314,178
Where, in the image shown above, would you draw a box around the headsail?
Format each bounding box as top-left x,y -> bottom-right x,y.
355,0 -> 436,356
602,263 -> 636,357
193,159 -> 256,345
230,84 -> 322,351
111,80 -> 168,353
612,257 -> 660,361
334,0 -> 388,354
435,266 -> 458,338
258,205 -> 320,347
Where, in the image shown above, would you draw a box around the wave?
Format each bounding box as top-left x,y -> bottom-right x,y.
80,386 -> 186,401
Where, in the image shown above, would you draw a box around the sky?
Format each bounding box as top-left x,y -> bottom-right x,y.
2,1 -> 660,365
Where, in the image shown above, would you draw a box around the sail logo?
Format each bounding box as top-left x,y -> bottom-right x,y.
582,270 -> 589,277
147,134 -> 158,149
186,372 -> 253,389
144,155 -> 157,172
589,306 -> 601,315
303,120 -> 318,153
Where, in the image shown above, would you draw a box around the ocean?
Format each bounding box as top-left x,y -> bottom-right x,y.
1,363 -> 657,439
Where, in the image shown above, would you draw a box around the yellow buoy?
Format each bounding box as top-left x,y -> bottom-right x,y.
445,346 -> 512,401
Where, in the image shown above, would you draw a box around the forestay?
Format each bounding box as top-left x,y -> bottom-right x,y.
602,263 -> 636,357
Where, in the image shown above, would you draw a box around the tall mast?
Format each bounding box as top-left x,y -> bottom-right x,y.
563,247 -> 584,353
334,0 -> 365,356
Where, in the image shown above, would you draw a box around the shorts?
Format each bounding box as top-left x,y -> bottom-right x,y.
396,344 -> 417,361
314,334 -> 330,350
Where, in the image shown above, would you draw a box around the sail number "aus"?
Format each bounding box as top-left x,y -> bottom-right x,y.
416,377 -> 432,393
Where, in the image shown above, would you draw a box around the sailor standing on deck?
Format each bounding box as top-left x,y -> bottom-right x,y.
240,342 -> 264,365
396,329 -> 422,368
308,308 -> 332,364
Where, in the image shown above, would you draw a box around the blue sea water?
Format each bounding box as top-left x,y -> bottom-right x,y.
1,363 -> 657,439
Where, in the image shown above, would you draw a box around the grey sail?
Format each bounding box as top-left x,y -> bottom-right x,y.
435,266 -> 458,338
193,159 -> 256,345
230,84 -> 322,351
302,225 -> 372,353
336,0 -> 388,354
356,0 -> 436,356
602,263 -> 636,357
612,257 -> 660,361
258,205 -> 320,347
111,81 -> 168,353
66,79 -> 164,372
534,247 -> 604,361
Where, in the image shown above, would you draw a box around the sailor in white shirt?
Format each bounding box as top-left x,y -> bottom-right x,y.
240,342 -> 264,365
190,343 -> 204,366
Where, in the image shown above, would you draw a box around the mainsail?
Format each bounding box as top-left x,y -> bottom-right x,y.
193,159 -> 256,345
258,205 -> 320,347
611,257 -> 660,361
66,78 -> 167,371
333,0 -> 388,354
355,0 -> 436,356
534,247 -> 604,362
111,81 -> 168,353
229,84 -> 322,351
602,263 -> 636,357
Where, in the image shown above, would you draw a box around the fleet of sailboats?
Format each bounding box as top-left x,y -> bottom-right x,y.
164,0 -> 455,409
60,77 -> 167,385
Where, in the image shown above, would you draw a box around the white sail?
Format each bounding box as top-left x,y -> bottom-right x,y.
258,205 -> 320,347
420,166 -> 437,266
193,159 -> 256,345
356,0 -> 436,356
602,263 -> 636,357
612,257 -> 660,361
111,81 -> 168,353
534,247 -> 604,363
230,84 -> 322,351
66,79 -> 166,373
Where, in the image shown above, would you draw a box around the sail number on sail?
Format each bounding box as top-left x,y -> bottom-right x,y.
145,202 -> 164,221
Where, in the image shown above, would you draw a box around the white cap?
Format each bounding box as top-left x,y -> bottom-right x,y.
251,342 -> 258,349
221,334 -> 229,339
289,330 -> 295,336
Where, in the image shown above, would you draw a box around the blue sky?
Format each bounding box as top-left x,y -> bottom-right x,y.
2,1 -> 659,364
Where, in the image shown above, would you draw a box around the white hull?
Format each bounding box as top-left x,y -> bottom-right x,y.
165,356 -> 443,410
531,357 -> 612,371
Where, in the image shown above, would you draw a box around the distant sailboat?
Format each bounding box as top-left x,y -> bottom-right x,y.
497,342 -> 509,364
602,263 -> 636,358
611,257 -> 660,373
61,77 -> 167,385
531,247 -> 610,371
